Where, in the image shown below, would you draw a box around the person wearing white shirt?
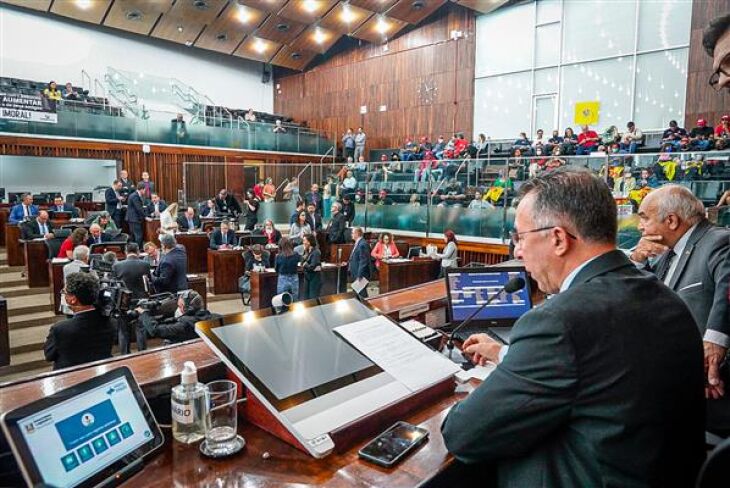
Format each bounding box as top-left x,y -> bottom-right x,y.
430,230 -> 458,276
342,171 -> 357,192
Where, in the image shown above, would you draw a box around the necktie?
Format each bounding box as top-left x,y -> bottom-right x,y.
40,223 -> 47,235
189,219 -> 194,229
24,205 -> 29,217
657,250 -> 676,283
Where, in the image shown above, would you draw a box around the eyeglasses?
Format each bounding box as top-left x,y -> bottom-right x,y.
709,52 -> 730,92
510,226 -> 577,246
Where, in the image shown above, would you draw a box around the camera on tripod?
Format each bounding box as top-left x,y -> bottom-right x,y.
126,293 -> 177,320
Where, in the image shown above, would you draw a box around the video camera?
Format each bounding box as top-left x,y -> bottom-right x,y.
125,293 -> 177,320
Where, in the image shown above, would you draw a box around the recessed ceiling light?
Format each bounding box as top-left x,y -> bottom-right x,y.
236,5 -> 252,23
193,0 -> 209,10
177,25 -> 184,33
125,9 -> 143,21
302,0 -> 318,13
276,23 -> 290,32
254,39 -> 267,53
291,52 -> 302,60
313,27 -> 326,44
216,32 -> 228,41
412,0 -> 424,10
341,4 -> 355,23
76,0 -> 91,9
376,17 -> 389,34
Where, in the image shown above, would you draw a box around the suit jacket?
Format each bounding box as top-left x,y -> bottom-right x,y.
209,229 -> 236,250
441,250 -> 705,488
307,212 -> 323,232
304,191 -> 323,212
21,219 -> 55,240
86,233 -> 112,247
49,203 -> 79,218
137,180 -> 155,199
113,255 -> 151,299
177,215 -> 201,231
326,212 -> 346,244
105,188 -> 120,215
43,308 -> 115,370
215,195 -> 242,215
144,200 -> 167,217
341,201 -> 356,225
125,192 -> 146,223
348,238 -> 371,280
119,178 -> 135,197
152,246 -> 188,293
9,203 -> 39,224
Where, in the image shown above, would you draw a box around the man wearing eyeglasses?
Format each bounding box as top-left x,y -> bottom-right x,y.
705,13 -> 730,92
442,168 -> 705,487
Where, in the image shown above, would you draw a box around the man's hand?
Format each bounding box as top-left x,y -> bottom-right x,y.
704,341 -> 727,400
44,233 -> 54,240
630,235 -> 668,263
134,307 -> 146,315
462,333 -> 503,366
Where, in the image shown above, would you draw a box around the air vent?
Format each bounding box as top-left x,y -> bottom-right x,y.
216,32 -> 228,41
125,9 -> 143,21
412,0 -> 425,10
276,23 -> 290,32
291,52 -> 302,60
193,0 -> 209,10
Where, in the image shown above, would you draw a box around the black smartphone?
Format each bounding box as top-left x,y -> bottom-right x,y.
358,421 -> 429,467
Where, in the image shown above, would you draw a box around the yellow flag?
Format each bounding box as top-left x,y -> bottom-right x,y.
574,101 -> 600,126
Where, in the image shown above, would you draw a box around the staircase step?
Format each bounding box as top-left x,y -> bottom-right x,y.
0,286 -> 49,298
8,304 -> 54,317
12,323 -> 51,350
0,359 -> 51,383
0,266 -> 23,274
0,279 -> 28,288
8,310 -> 59,329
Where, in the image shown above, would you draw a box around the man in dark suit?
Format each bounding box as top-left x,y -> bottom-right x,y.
105,180 -> 124,228
43,272 -> 114,370
214,189 -> 242,216
442,168 -> 705,487
177,207 -> 201,232
118,169 -> 135,199
347,227 -> 371,298
144,193 -> 167,218
21,211 -> 55,240
152,234 -> 188,294
632,184 -> 730,433
304,183 -> 323,213
326,202 -> 346,244
341,193 -> 356,226
126,183 -> 146,247
306,203 -> 322,232
209,221 -> 236,250
113,243 -> 151,353
86,224 -> 112,247
50,196 -> 79,218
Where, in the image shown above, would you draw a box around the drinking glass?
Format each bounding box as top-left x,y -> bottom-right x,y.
204,380 -> 239,456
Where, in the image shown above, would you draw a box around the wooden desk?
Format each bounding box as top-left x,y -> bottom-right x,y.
207,249 -> 244,295
379,258 -> 440,294
50,259 -> 67,314
4,224 -> 24,266
175,232 -> 209,274
249,264 -> 348,310
144,219 -> 161,242
0,296 -> 8,367
22,240 -> 49,287
186,275 -> 208,305
76,202 -> 104,217
327,243 -> 354,262
0,209 -> 8,249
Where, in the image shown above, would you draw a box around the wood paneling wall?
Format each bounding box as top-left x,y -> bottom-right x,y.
0,136 -> 321,204
685,0 -> 730,128
274,3 -> 476,153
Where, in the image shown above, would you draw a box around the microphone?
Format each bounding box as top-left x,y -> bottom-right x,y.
444,277 -> 526,361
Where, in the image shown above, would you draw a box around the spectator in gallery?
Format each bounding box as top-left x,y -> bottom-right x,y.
244,108 -> 257,122
262,177 -> 276,202
512,132 -> 532,155
454,133 -> 469,157
282,176 -> 299,202
546,130 -> 563,154
545,146 -> 566,171
389,153 -> 403,173
475,133 -> 488,158
601,125 -> 621,146
561,127 -> 579,155
273,119 -> 287,133
433,135 -> 447,159
43,80 -> 62,103
342,128 -> 356,160
532,129 -> 546,150
714,115 -> 730,150
620,121 -> 644,154
170,113 -> 187,143
468,191 -> 494,211
662,120 -> 688,150
576,125 -> 600,155
342,170 -> 357,192
62,82 -> 79,101
354,126 -> 367,162
637,168 -> 659,189
409,193 -> 421,207
689,119 -> 715,151
376,189 -> 395,206
253,180 -> 265,201
613,168 -> 637,197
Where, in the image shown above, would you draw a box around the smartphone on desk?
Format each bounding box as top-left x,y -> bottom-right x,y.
358,421 -> 429,467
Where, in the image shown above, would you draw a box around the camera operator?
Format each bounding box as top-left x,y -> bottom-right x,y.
44,272 -> 115,370
113,243 -> 151,353
136,290 -> 219,344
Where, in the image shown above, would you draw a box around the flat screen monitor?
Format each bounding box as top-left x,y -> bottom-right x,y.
445,265 -> 532,328
406,246 -> 422,259
74,193 -> 93,203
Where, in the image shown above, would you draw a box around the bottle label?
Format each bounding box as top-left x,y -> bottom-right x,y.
171,399 -> 194,425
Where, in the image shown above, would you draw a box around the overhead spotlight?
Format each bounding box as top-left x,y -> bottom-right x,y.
185,40 -> 194,47
276,22 -> 290,32
216,32 -> 228,41
291,52 -> 302,60
125,10 -> 143,21
375,17 -> 389,35
302,0 -> 318,13
313,27 -> 326,44
236,5 -> 252,23
76,0 -> 91,9
193,0 -> 209,10
177,25 -> 184,33
341,4 -> 355,23
412,0 -> 425,10
253,38 -> 267,53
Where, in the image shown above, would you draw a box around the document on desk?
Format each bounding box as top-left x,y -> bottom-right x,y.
334,316 -> 460,392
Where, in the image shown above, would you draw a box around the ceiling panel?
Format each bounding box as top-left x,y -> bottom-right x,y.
289,25 -> 339,54
255,13 -> 307,44
351,13 -> 406,44
103,0 -> 171,36
386,0 -> 446,24
349,0 -> 398,13
454,0 -> 509,15
319,1 -> 373,35
0,0 -> 51,12
271,45 -> 317,71
150,0 -> 227,44
278,0 -> 337,24
196,2 -> 266,53
233,35 -> 282,63
50,0 -> 113,24
237,0 -> 287,14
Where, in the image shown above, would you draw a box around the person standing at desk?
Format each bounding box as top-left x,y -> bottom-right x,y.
21,211 -> 54,240
275,237 -> 300,300
430,229 -> 458,277
370,232 -> 399,268
145,193 -> 167,218
301,234 -> 322,300
126,183 -> 147,247
243,190 -> 260,231
105,180 -> 124,228
152,234 -> 188,294
8,193 -> 38,224
137,171 -> 154,201
348,227 -> 371,298
158,202 -> 179,235
209,221 -> 236,250
113,243 -> 151,353
326,202 -> 346,244
441,168 -> 705,487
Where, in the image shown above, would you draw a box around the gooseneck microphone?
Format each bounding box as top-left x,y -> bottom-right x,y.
445,277 -> 526,360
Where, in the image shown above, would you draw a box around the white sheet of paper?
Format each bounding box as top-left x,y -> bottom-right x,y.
455,364 -> 496,383
351,277 -> 369,293
334,316 -> 460,392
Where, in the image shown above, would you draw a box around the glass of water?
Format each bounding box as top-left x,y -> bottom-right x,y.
204,380 -> 240,457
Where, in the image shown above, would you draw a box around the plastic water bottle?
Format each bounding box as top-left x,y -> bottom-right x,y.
171,361 -> 209,444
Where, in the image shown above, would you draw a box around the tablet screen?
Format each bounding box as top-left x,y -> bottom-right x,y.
7,371 -> 160,488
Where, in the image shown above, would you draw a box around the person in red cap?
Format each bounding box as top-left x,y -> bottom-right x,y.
715,115 -> 730,150
689,119 -> 715,151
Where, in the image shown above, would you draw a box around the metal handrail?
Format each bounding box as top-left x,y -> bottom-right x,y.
81,69 -> 92,93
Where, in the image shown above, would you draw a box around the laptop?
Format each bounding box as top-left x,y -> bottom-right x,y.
1,367 -> 164,488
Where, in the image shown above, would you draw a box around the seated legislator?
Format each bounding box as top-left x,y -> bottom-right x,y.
257,219 -> 282,246
152,234 -> 188,294
8,193 -> 38,224
177,207 -> 201,232
20,211 -> 55,240
92,211 -> 119,232
209,221 -> 236,250
139,290 -> 219,344
58,228 -> 88,259
43,272 -> 114,370
86,224 -> 112,247
326,202 -> 347,244
49,196 -> 79,218
441,168 -> 705,487
370,232 -> 399,268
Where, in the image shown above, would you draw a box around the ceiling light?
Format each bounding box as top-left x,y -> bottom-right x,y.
125,10 -> 143,21
276,22 -> 290,32
302,0 -> 318,13
76,0 -> 91,9
412,0 -> 425,10
193,0 -> 209,10
291,52 -> 302,60
236,5 -> 252,23
177,25 -> 184,33
376,17 -> 389,34
253,39 -> 267,53
216,32 -> 228,41
341,4 -> 355,23
185,40 -> 193,46
313,27 -> 326,44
